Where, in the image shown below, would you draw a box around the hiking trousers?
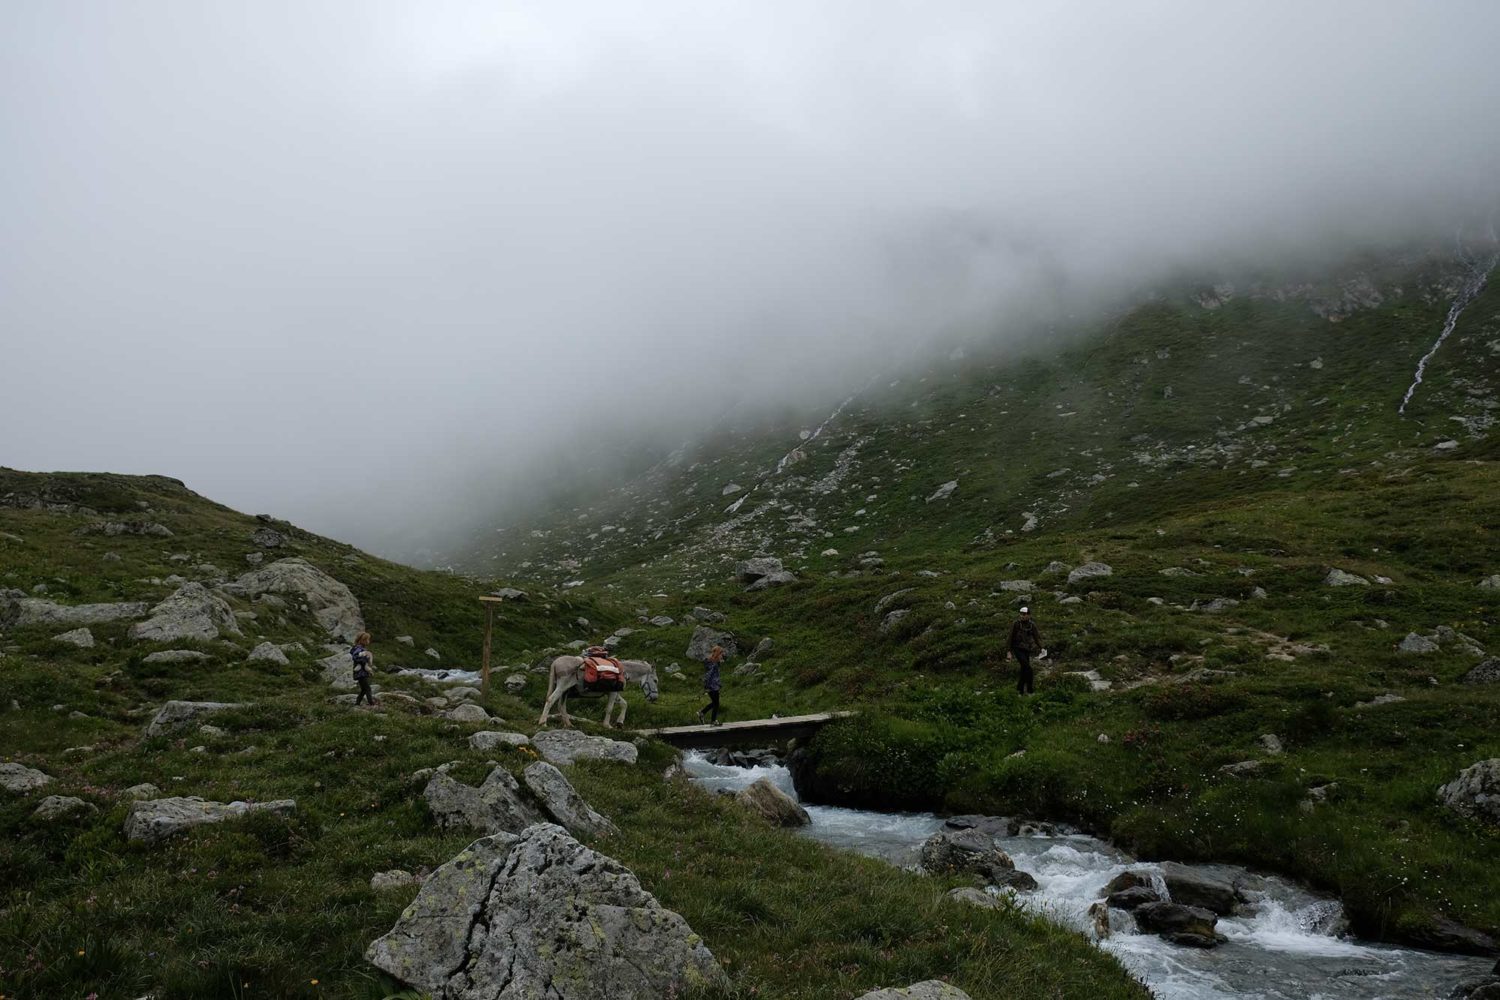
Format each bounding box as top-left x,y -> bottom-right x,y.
1012,649 -> 1034,695
704,689 -> 720,723
356,676 -> 376,705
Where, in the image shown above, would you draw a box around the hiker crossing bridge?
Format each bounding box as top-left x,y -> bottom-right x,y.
634,711 -> 853,750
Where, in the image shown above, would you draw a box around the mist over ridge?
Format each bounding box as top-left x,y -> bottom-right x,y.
3,1 -> 1499,559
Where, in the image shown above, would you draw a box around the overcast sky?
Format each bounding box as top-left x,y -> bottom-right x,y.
4,1 -> 1499,555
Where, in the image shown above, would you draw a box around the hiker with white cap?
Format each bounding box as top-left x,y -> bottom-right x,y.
1006,606 -> 1043,695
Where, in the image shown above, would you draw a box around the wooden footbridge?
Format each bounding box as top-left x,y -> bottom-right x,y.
633,711 -> 853,750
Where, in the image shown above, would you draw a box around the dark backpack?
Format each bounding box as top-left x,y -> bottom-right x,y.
350,644 -> 371,679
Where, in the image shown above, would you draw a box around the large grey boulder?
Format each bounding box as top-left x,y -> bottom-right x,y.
366,825 -> 728,999
530,729 -> 638,767
1398,632 -> 1441,654
447,703 -> 491,724
317,644 -> 357,690
734,556 -> 784,584
686,625 -> 737,661
0,763 -> 53,793
1478,574 -> 1500,590
736,777 -> 809,827
247,641 -> 289,665
873,589 -> 915,615
1067,562 -> 1113,585
2,596 -> 149,628
124,796 -> 295,844
1438,759 -> 1500,826
522,761 -> 617,838
144,700 -> 245,738
746,570 -> 798,591
856,982 -> 973,1000
130,583 -> 241,642
920,828 -> 1018,885
1159,863 -> 1241,916
228,558 -> 365,642
423,767 -> 543,834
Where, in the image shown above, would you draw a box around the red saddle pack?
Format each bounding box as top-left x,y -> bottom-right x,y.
581,648 -> 624,692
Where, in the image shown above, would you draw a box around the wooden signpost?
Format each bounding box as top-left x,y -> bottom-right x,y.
478,595 -> 505,696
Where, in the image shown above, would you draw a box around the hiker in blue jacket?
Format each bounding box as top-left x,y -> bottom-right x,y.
696,645 -> 725,726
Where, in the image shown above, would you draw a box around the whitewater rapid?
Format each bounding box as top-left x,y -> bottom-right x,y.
684,753 -> 1493,1000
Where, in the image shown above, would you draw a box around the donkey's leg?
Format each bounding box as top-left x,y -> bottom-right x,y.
616,696 -> 628,727
559,687 -> 573,728
538,684 -> 563,727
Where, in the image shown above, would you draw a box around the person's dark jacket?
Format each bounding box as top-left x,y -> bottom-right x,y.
1008,619 -> 1042,653
702,657 -> 722,692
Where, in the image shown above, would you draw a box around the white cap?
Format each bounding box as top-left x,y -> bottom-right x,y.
1020,606 -> 1029,614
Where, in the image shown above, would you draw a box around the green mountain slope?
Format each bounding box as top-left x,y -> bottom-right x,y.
439,247 -> 1500,953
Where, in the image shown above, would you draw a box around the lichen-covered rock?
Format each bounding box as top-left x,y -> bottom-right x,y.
144,700 -> 246,738
947,887 -> 1000,910
1461,658 -> 1500,685
920,828 -> 1017,884
247,641 -> 289,665
122,783 -> 161,800
123,796 -> 295,844
530,728 -> 638,766
522,761 -> 617,838
33,794 -> 96,822
228,558 -> 365,641
736,777 -> 810,827
1399,632 -> 1441,654
733,556 -> 784,584
0,763 -> 53,793
423,767 -> 542,834
130,583 -> 241,642
447,703 -> 491,724
366,825 -> 728,999
503,672 -> 527,694
1438,759 -> 1500,826
855,982 -> 973,1000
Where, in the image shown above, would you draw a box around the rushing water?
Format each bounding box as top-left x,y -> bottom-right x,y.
684,753 -> 1493,1000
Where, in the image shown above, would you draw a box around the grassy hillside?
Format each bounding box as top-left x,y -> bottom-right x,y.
436,249 -> 1500,953
0,470 -> 1147,999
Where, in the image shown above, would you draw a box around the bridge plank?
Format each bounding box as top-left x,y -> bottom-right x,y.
633,711 -> 852,740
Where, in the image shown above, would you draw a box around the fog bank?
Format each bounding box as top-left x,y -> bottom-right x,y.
4,1 -> 1499,556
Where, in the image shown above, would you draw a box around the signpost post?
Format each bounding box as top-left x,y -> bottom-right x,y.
478,595 -> 504,697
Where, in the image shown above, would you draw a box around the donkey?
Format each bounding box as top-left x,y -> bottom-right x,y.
538,655 -> 659,729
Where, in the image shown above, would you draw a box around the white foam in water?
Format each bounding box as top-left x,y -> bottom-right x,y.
395,666 -> 483,685
681,752 -> 1496,1000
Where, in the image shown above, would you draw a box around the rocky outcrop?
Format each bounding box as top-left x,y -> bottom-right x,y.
144,700 -> 245,738
531,729 -> 638,766
370,869 -> 425,891
947,887 -> 1000,910
123,796 -> 295,844
736,777 -> 810,827
317,644 -> 357,690
522,761 -> 617,838
1107,885 -> 1161,910
686,625 -> 737,661
130,583 -> 241,642
0,763 -> 53,793
228,558 -> 364,641
1132,901 -> 1223,948
423,767 -> 543,834
366,825 -> 728,999
920,828 -> 1017,884
2,596 -> 149,628
1438,759 -> 1500,826
447,704 -> 491,724
734,556 -> 784,584
855,982 -> 973,1000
